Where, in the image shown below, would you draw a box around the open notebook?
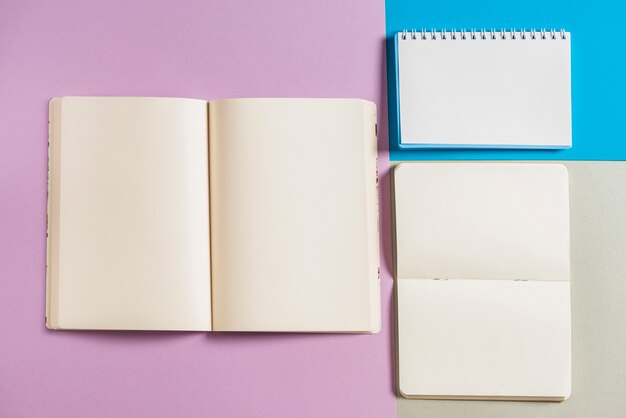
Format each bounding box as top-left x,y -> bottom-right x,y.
394,29 -> 571,149
394,163 -> 571,400
46,97 -> 380,332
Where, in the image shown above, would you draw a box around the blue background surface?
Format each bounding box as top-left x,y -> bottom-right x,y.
386,0 -> 626,161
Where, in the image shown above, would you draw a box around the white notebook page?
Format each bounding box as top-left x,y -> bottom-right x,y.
397,31 -> 571,148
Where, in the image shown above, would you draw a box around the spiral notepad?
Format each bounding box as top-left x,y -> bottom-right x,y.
394,29 -> 571,149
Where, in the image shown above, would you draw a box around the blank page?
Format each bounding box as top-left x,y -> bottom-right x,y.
394,163 -> 570,281
209,99 -> 380,332
396,30 -> 571,148
398,278 -> 571,399
47,97 -> 211,330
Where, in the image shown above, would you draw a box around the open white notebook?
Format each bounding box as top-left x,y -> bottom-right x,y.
394,163 -> 571,400
46,97 -> 380,332
394,29 -> 572,149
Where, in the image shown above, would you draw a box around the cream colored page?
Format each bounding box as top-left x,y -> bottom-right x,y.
209,99 -> 379,332
394,163 -> 570,281
47,97 -> 211,330
398,278 -> 571,399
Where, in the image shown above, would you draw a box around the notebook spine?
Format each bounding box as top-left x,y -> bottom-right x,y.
400,28 -> 567,41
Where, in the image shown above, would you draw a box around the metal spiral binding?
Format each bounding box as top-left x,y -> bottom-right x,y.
400,28 -> 567,40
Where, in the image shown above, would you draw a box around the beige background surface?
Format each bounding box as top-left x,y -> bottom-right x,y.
396,161 -> 626,418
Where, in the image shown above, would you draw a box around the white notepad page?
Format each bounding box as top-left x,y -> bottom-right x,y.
394,163 -> 571,400
396,30 -> 571,148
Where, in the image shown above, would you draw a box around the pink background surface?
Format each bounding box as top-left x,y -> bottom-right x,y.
0,1 -> 394,417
